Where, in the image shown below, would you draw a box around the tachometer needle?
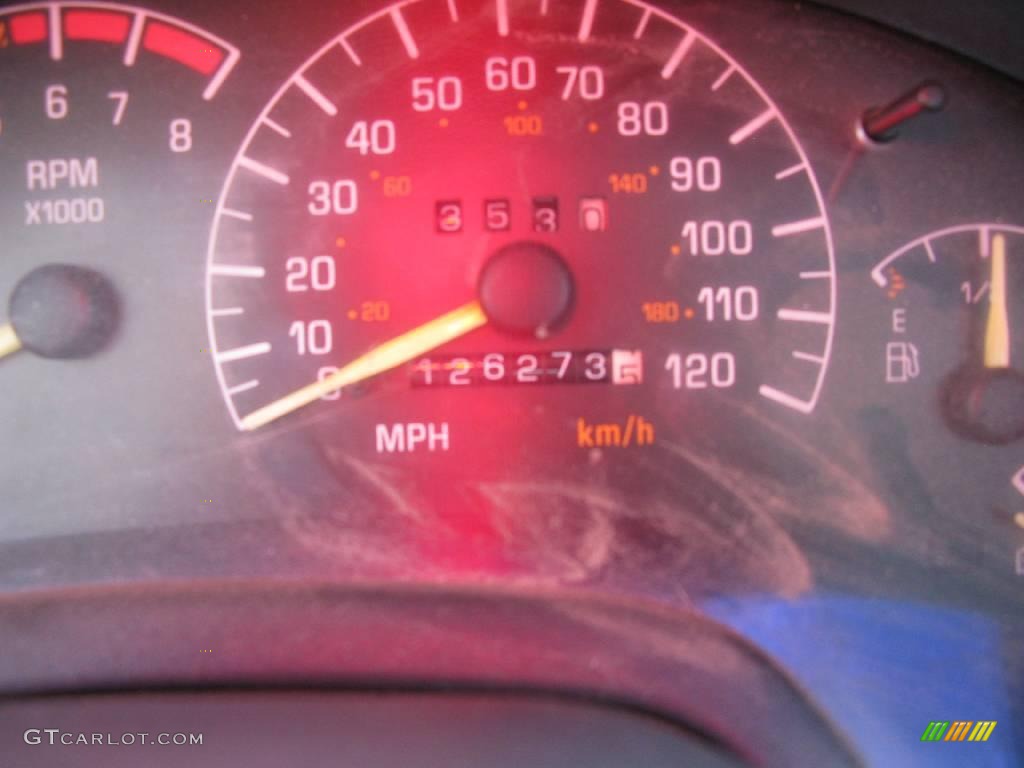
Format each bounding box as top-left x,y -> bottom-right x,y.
984,233 -> 1010,369
0,323 -> 23,361
240,300 -> 488,431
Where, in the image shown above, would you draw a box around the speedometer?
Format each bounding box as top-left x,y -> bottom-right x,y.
207,0 -> 835,464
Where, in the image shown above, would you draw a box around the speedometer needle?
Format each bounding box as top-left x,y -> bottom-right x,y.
240,300 -> 488,431
984,233 -> 1010,369
0,323 -> 22,361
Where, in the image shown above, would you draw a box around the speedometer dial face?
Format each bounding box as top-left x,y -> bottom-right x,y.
207,0 -> 835,467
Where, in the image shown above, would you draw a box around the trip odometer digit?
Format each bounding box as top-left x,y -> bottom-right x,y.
207,0 -> 835,467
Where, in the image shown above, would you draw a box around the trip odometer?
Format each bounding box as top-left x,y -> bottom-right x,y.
207,0 -> 835,465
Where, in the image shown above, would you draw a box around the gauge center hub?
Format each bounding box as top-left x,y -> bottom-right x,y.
477,241 -> 574,337
9,265 -> 119,359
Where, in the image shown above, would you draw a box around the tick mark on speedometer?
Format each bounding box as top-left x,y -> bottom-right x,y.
216,342 -> 271,364
221,208 -> 254,222
661,31 -> 696,79
632,8 -> 652,39
294,74 -> 338,116
729,107 -> 778,145
389,7 -> 419,59
772,217 -> 826,238
238,155 -> 289,186
711,65 -> 736,92
759,386 -> 814,414
210,264 -> 265,278
226,379 -> 260,395
495,0 -> 509,36
577,0 -> 599,42
338,36 -> 362,66
774,162 -> 807,181
777,309 -> 833,325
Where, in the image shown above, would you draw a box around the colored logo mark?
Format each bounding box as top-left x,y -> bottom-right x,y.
921,721 -> 997,742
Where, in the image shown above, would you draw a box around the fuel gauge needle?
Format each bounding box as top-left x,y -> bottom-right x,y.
240,300 -> 488,431
984,233 -> 1010,369
0,323 -> 23,360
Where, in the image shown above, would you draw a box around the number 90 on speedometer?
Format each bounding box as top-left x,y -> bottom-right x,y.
206,0 -> 835,467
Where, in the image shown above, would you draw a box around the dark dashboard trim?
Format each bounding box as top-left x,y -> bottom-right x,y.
814,0 -> 1024,81
0,581 -> 864,768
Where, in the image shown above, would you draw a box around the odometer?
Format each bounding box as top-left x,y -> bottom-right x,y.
207,0 -> 835,466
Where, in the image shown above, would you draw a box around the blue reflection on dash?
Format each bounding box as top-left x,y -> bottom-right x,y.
700,596 -> 1019,767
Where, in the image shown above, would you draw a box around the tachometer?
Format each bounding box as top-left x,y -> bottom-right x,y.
0,1 -> 244,535
207,0 -> 835,466
1,1 -> 240,361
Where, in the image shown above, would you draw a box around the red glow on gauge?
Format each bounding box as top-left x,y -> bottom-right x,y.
9,12 -> 47,45
142,21 -> 223,75
64,10 -> 131,44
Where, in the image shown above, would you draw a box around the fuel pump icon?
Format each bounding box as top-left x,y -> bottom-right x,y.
886,342 -> 920,383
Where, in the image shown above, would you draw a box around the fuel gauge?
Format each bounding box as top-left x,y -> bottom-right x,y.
870,223 -> 1024,546
871,224 -> 1024,444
